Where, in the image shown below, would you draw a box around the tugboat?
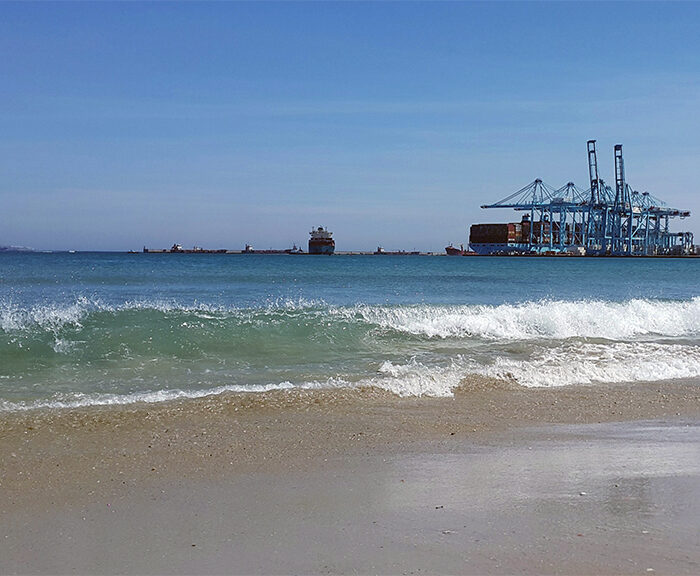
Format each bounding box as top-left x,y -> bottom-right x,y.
308,227 -> 335,255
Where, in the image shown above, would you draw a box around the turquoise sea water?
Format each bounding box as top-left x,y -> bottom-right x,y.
1,252 -> 698,410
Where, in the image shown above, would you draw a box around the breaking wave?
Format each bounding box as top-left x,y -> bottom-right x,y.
0,380 -> 336,412
482,342 -> 700,388
354,297 -> 700,340
365,341 -> 700,395
2,296 -> 699,341
3,339 -> 699,411
1,296 -> 698,410
0,296 -> 326,334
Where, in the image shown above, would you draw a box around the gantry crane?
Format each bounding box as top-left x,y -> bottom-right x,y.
477,140 -> 693,255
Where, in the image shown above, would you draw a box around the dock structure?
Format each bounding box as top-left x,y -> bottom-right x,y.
475,141 -> 694,256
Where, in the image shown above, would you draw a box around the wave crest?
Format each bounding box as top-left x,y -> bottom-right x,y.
356,297 -> 700,340
483,342 -> 700,388
3,296 -> 699,342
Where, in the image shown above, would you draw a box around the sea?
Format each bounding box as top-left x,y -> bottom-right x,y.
0,252 -> 698,412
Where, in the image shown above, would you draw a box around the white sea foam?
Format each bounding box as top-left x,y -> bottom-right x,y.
354,297 -> 700,340
2,340 -> 698,411
0,297 -> 246,332
482,342 -> 700,388
354,342 -> 698,396
369,359 -> 466,397
2,296 -> 699,410
369,342 -> 700,395
0,379 -> 339,412
0,296 -> 328,334
3,296 -> 699,342
0,297 -> 92,332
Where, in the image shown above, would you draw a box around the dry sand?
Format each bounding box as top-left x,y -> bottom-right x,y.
1,379 -> 699,574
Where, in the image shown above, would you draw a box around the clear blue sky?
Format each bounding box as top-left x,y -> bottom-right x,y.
2,1 -> 699,251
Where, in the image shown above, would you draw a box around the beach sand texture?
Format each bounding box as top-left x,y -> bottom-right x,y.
2,380 -> 699,575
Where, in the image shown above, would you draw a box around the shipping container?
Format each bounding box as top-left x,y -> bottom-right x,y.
530,221 -> 551,243
469,224 -> 509,244
507,222 -> 523,243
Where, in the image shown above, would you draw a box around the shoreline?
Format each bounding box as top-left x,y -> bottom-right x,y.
2,380 -> 699,574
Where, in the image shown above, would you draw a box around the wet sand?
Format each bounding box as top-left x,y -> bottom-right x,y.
1,379 -> 700,574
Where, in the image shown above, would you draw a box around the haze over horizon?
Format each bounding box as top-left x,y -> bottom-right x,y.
2,2 -> 699,252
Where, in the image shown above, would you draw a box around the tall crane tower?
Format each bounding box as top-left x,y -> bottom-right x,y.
474,140 -> 694,256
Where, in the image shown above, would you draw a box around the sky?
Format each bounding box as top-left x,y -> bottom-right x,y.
1,1 -> 699,251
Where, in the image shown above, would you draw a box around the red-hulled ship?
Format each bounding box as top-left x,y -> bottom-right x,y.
445,244 -> 466,256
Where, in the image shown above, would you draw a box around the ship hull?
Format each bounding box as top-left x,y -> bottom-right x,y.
468,243 -> 531,255
308,240 -> 335,255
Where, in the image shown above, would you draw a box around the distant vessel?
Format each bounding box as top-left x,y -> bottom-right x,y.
469,217 -> 541,255
445,243 -> 477,256
243,243 -> 304,254
308,227 -> 335,255
375,246 -> 419,255
143,243 -> 226,254
445,244 -> 465,256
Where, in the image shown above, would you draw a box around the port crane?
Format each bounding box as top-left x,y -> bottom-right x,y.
477,141 -> 693,255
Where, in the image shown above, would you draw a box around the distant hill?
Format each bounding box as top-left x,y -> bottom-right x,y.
0,245 -> 34,252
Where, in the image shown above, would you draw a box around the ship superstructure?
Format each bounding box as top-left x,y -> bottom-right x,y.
308,226 -> 335,254
469,141 -> 694,256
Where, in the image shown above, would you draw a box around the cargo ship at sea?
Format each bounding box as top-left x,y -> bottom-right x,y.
374,246 -> 420,255
308,227 -> 335,254
243,243 -> 304,254
468,216 -> 575,255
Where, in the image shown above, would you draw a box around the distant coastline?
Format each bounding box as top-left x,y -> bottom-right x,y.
3,248 -> 699,257
0,245 -> 33,253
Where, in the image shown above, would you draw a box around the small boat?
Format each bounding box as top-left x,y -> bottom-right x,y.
445,244 -> 465,256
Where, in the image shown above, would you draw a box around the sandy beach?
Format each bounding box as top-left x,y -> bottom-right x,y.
2,379 -> 699,575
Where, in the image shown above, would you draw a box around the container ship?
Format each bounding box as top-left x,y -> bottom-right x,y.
468,215 -> 582,255
308,227 -> 335,254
